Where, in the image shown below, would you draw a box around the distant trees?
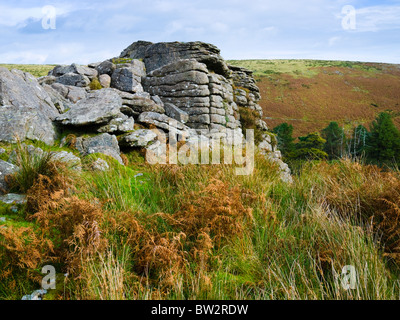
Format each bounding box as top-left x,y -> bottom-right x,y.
292,132 -> 328,160
273,123 -> 295,156
321,122 -> 346,159
365,112 -> 400,165
272,112 -> 400,169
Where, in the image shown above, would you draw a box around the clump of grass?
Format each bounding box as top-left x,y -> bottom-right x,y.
238,107 -> 264,143
89,77 -> 103,90
301,159 -> 400,267
8,143 -> 57,194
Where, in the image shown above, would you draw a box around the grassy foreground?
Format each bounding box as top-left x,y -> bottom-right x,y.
1,140 -> 400,300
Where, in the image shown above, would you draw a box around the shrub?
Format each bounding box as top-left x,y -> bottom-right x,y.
238,107 -> 264,143
8,143 -> 56,193
89,77 -> 103,90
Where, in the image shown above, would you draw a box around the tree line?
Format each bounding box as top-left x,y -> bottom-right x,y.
273,112 -> 400,169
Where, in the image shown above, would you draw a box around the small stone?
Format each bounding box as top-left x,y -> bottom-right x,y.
91,158 -> 109,171
99,74 -> 111,88
0,193 -> 27,205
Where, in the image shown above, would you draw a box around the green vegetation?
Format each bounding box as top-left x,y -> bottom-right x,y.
273,123 -> 295,154
227,59 -> 383,78
111,57 -> 133,65
0,64 -> 55,78
274,112 -> 400,173
365,112 -> 400,166
238,107 -> 264,143
322,122 -> 346,159
89,77 -> 103,90
2,140 -> 400,300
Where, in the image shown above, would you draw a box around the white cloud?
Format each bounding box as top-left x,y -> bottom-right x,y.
328,36 -> 341,46
0,51 -> 48,64
355,5 -> 400,32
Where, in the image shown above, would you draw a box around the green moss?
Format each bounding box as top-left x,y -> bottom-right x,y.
264,131 -> 278,148
238,107 -> 264,144
89,77 -> 103,90
111,57 -> 133,65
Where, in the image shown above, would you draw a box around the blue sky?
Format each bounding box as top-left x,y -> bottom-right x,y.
0,0 -> 399,64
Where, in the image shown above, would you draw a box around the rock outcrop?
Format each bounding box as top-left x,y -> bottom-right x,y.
0,40 -> 292,182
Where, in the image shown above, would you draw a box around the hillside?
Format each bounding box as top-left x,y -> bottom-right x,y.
227,60 -> 400,138
2,44 -> 400,301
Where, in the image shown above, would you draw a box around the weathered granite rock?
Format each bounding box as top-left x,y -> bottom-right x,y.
151,95 -> 164,108
74,133 -> 123,165
50,63 -> 98,80
0,193 -> 26,205
96,60 -> 116,76
51,151 -> 82,170
41,84 -> 71,113
164,102 -> 189,123
38,75 -> 57,85
0,68 -> 59,145
120,129 -> 158,147
111,60 -> 145,93
138,111 -> 190,133
143,59 -> 213,128
120,93 -> 165,115
0,160 -> 18,195
97,113 -> 135,133
99,74 -> 111,88
55,89 -> 122,127
50,83 -> 88,103
120,41 -> 231,77
56,72 -> 91,87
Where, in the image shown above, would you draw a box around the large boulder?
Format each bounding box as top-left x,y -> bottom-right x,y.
96,60 -> 116,76
0,68 -> 59,145
74,133 -> 124,165
50,63 -> 98,80
56,73 -> 90,87
55,88 -> 122,127
111,60 -> 146,93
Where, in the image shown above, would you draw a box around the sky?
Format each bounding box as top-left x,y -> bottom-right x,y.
0,0 -> 399,64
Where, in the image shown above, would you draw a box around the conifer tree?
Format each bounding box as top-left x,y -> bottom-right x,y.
321,122 -> 346,159
366,112 -> 400,165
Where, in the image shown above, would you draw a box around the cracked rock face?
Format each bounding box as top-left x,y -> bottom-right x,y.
55,88 -> 123,126
143,59 -> 240,131
120,129 -> 158,147
119,41 -> 231,78
0,68 -> 59,145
